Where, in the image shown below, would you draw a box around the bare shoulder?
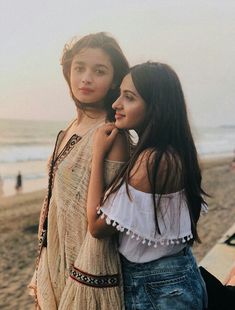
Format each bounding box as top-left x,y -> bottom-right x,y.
129,148 -> 183,193
107,130 -> 130,162
129,148 -> 156,193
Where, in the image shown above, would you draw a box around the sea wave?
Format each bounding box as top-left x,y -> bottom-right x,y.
0,139 -> 54,146
0,145 -> 52,163
195,140 -> 235,156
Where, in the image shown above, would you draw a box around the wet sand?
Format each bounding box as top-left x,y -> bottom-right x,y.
0,160 -> 47,197
0,156 -> 235,309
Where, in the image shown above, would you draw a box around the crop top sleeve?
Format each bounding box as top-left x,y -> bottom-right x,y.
98,183 -> 206,263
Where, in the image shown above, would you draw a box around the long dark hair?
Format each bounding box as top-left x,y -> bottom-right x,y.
61,32 -> 129,121
104,62 -> 207,242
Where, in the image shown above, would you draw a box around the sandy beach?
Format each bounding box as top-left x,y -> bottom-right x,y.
0,156 -> 235,309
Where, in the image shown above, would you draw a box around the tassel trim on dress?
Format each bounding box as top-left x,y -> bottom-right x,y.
97,208 -> 193,248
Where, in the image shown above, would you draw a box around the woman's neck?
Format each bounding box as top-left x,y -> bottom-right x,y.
76,107 -> 107,127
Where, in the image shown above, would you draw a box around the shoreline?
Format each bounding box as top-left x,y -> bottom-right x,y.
1,176 -> 47,197
0,155 -> 235,308
0,159 -> 48,197
1,154 -> 233,198
200,154 -> 233,169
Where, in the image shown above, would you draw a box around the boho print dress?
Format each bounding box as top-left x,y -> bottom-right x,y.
29,121 -> 125,310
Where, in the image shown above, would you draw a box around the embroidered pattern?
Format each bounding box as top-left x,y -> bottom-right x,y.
43,134 -> 81,226
54,134 -> 81,169
70,265 -> 119,288
37,133 -> 81,266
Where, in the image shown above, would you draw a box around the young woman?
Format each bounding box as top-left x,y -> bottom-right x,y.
87,62 -> 208,309
28,32 -> 130,309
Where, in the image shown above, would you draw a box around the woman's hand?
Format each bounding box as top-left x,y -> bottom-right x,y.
93,123 -> 119,159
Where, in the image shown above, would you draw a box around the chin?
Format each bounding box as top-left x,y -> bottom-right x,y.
77,98 -> 93,104
115,122 -> 125,129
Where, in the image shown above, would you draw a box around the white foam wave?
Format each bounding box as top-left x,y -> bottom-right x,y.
0,145 -> 52,163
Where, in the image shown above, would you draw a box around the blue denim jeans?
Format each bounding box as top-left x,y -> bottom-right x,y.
121,247 -> 208,310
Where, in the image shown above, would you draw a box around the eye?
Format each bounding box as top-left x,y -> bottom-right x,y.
95,68 -> 106,75
74,66 -> 84,73
124,94 -> 134,101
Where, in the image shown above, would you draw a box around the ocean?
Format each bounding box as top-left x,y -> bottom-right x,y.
0,118 -> 234,196
0,119 -> 66,196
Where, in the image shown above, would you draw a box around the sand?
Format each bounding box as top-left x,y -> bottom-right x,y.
193,156 -> 235,261
0,156 -> 235,309
0,190 -> 45,310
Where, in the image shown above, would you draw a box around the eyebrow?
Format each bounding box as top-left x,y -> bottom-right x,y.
122,89 -> 138,97
72,61 -> 109,70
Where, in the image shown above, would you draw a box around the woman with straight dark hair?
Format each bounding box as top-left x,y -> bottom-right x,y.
28,32 -> 130,309
87,62 -> 208,309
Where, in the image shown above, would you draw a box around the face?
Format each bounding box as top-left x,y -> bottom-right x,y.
70,48 -> 114,105
112,74 -> 146,131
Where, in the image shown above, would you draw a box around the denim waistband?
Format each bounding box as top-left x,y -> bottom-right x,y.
120,246 -> 195,274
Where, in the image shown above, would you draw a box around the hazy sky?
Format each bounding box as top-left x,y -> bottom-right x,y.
0,0 -> 234,127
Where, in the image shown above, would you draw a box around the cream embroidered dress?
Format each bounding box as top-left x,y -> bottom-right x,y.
29,121 -> 125,310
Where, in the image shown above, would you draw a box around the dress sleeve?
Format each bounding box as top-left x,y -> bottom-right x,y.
103,159 -> 125,187
98,184 -> 194,247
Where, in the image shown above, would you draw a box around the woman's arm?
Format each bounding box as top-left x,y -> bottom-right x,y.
87,124 -> 129,239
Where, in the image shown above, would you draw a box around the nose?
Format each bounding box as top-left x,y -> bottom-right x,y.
81,70 -> 92,84
112,96 -> 122,110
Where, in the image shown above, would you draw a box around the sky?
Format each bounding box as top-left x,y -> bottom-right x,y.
0,0 -> 234,127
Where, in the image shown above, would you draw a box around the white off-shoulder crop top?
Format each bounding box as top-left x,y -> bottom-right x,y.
98,183 -> 207,263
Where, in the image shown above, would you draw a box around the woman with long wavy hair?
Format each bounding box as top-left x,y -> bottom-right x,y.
87,62 -> 208,310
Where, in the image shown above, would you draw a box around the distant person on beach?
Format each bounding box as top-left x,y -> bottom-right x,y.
28,32 -> 129,309
15,171 -> 22,193
87,62 -> 208,309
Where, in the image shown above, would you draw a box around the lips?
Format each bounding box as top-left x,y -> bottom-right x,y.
79,87 -> 94,94
115,113 -> 125,120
